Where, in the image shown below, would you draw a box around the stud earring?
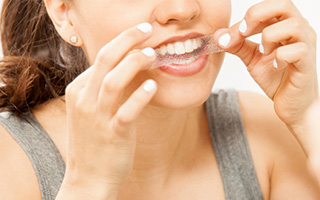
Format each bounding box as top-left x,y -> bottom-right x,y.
69,35 -> 78,44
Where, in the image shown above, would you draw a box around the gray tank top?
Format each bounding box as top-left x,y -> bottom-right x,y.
0,89 -> 263,200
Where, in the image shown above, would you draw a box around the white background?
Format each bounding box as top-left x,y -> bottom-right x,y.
0,0 -> 319,95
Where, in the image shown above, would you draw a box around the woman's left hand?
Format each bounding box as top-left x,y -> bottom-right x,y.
215,0 -> 318,139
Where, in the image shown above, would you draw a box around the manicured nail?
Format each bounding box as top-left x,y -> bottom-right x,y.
273,59 -> 278,69
218,33 -> 231,47
239,20 -> 247,34
259,44 -> 265,54
137,22 -> 153,33
143,80 -> 156,92
141,47 -> 155,57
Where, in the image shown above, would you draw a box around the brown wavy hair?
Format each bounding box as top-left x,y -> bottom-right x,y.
0,0 -> 88,115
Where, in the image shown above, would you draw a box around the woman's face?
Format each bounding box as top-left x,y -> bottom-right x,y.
67,0 -> 231,110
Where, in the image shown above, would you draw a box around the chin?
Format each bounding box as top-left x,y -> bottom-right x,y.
151,64 -> 221,110
150,85 -> 213,110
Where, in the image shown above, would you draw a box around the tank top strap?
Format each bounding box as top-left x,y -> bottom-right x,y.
0,111 -> 65,200
205,89 -> 264,200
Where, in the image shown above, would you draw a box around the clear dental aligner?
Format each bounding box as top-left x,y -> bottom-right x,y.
152,34 -> 224,68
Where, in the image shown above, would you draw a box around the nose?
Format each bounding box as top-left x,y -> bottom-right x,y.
155,0 -> 200,25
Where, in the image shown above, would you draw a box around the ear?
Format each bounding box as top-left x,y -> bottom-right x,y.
44,0 -> 83,46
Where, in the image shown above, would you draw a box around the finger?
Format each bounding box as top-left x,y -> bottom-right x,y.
261,17 -> 309,55
97,48 -> 156,115
214,24 -> 261,67
275,42 -> 313,73
65,67 -> 95,101
239,0 -> 302,37
84,22 -> 153,102
112,80 -> 157,135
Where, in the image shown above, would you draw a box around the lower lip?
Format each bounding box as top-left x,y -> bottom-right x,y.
159,55 -> 208,76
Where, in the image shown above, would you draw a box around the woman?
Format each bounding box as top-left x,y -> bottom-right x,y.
305,98 -> 320,185
0,0 -> 319,199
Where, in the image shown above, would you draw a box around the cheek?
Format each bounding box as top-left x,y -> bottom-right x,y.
72,3 -> 152,64
201,0 -> 231,29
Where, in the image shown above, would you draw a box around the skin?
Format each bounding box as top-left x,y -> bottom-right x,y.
304,98 -> 320,185
0,0 -> 319,199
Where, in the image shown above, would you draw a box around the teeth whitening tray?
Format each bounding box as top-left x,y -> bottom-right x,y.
152,34 -> 224,68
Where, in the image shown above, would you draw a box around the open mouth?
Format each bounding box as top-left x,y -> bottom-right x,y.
154,36 -> 209,66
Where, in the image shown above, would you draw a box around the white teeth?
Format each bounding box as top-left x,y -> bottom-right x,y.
159,45 -> 167,56
192,39 -> 198,50
167,43 -> 175,55
174,42 -> 185,55
197,39 -> 204,48
171,56 -> 198,65
156,38 -> 203,56
194,38 -> 203,49
184,40 -> 193,53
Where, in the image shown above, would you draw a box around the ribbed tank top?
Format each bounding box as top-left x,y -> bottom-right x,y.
0,89 -> 263,200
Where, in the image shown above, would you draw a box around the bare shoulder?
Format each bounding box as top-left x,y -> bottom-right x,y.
237,91 -> 320,199
0,124 -> 41,200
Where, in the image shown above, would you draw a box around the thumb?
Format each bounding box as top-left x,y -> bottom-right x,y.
214,22 -> 260,67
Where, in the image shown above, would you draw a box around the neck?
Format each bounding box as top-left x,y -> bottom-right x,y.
124,103 -> 210,186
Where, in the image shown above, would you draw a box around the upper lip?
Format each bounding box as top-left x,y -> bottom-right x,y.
153,32 -> 205,49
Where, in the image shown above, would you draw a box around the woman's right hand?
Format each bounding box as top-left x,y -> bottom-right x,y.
59,22 -> 157,198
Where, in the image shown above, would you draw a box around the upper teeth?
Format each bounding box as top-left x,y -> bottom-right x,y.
157,38 -> 203,56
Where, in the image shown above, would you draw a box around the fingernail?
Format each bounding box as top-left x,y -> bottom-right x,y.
141,47 -> 155,57
143,80 -> 156,92
259,44 -> 265,54
239,20 -> 247,34
218,33 -> 231,47
137,22 -> 153,33
273,59 -> 278,69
